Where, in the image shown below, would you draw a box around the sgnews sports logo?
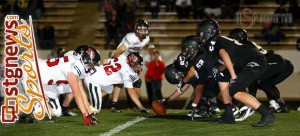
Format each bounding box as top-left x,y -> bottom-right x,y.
1,15 -> 51,123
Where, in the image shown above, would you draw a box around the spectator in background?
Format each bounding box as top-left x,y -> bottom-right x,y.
145,51 -> 165,101
116,0 -> 127,35
4,0 -> 20,15
144,45 -> 156,106
102,0 -> 115,20
150,0 -> 160,19
221,0 -> 240,19
274,2 -> 288,26
296,38 -> 300,51
288,0 -> 299,25
204,0 -> 222,19
124,0 -> 136,34
175,0 -> 192,19
254,22 -> 285,45
145,0 -> 151,12
244,0 -> 258,4
105,10 -> 120,49
41,23 -> 56,49
192,0 -> 205,19
27,0 -> 45,20
165,0 -> 175,12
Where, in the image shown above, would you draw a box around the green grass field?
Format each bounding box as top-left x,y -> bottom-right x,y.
1,109 -> 300,136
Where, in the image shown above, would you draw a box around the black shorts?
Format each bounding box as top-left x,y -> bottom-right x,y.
230,55 -> 268,91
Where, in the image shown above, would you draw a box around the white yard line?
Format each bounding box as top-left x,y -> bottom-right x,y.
100,117 -> 147,136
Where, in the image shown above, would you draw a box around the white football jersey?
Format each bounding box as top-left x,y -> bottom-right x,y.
37,55 -> 88,86
116,32 -> 150,57
85,56 -> 139,90
21,53 -> 88,98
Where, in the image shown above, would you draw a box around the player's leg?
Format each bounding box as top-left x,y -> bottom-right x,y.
86,82 -> 102,114
230,59 -> 275,127
111,84 -> 122,113
56,85 -> 77,116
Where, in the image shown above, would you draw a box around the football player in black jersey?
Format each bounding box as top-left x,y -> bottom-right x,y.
160,35 -> 218,120
228,28 -> 294,114
196,20 -> 275,127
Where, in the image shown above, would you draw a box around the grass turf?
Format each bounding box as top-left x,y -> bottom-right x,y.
1,109 -> 300,136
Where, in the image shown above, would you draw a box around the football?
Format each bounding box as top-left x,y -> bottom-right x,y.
152,100 -> 166,116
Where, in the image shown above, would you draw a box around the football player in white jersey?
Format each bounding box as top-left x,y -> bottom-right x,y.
110,20 -> 150,112
85,53 -> 147,114
21,45 -> 101,126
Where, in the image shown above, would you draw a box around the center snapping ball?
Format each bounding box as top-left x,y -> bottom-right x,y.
152,100 -> 166,116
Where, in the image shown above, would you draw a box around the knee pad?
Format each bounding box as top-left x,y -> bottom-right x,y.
133,79 -> 142,88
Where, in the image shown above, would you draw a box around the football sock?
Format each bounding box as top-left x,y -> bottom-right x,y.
112,101 -> 117,107
224,103 -> 233,115
256,104 -> 271,116
62,106 -> 68,112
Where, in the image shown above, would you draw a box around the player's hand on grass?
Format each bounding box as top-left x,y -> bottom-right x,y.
140,108 -> 148,114
82,114 -> 91,126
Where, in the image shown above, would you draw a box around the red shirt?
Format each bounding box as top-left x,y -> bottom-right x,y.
145,60 -> 166,81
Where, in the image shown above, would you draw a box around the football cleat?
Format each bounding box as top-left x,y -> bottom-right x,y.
210,107 -> 221,115
62,108 -> 78,116
232,107 -> 240,118
111,107 -> 123,113
252,113 -> 276,127
235,106 -> 255,122
276,106 -> 290,113
213,114 -> 235,124
297,106 -> 300,111
195,109 -> 212,118
187,107 -> 197,120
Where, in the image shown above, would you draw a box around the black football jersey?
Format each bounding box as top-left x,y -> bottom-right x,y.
207,35 -> 264,68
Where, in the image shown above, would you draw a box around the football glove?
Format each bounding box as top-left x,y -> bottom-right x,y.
158,97 -> 170,104
176,81 -> 186,93
82,114 -> 91,126
230,78 -> 237,85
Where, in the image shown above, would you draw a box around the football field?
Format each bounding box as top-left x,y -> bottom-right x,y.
1,109 -> 300,136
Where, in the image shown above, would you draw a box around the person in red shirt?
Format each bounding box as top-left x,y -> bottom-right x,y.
145,51 -> 166,101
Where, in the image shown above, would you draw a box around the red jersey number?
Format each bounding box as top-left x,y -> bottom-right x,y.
104,58 -> 121,75
46,56 -> 69,67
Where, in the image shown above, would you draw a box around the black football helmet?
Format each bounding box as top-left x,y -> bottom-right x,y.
134,20 -> 149,39
196,19 -> 220,45
75,45 -> 89,54
127,52 -> 143,73
56,47 -> 66,57
181,35 -> 200,59
228,28 -> 248,43
78,46 -> 101,73
165,64 -> 185,84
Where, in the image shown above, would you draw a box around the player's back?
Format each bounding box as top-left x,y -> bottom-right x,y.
38,54 -> 85,86
86,57 -> 138,87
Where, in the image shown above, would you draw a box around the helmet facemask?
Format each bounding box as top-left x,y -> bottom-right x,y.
80,56 -> 96,74
135,27 -> 148,40
127,53 -> 143,74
